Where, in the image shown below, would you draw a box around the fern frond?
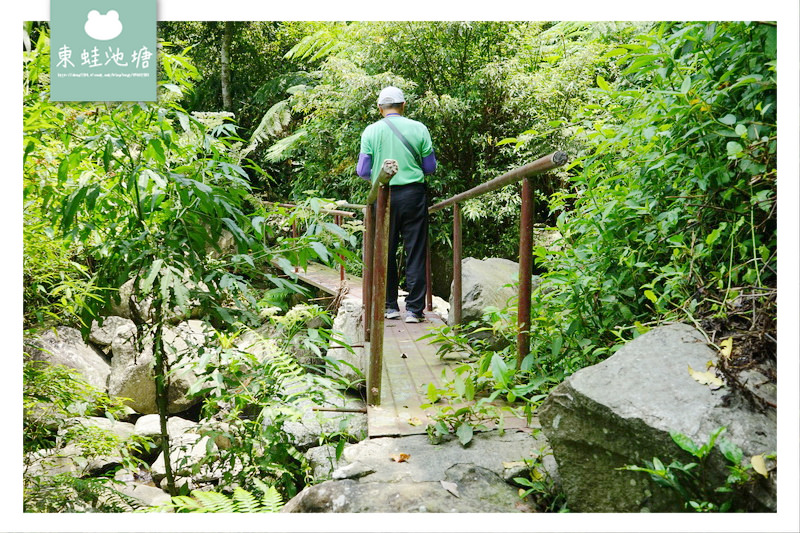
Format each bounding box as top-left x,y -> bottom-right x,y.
264,130 -> 307,163
240,100 -> 291,159
233,486 -> 260,513
160,485 -> 283,513
193,489 -> 235,512
285,28 -> 347,61
259,485 -> 284,512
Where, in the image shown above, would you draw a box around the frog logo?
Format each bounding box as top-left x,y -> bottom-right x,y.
84,10 -> 123,41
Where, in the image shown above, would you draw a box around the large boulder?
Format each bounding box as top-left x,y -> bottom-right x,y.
448,257 -> 540,326
24,326 -> 111,391
538,323 -> 776,512
284,430 -> 552,512
108,320 -> 215,414
326,297 -> 366,385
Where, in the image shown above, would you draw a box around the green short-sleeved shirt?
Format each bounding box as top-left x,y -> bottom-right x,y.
360,116 -> 434,186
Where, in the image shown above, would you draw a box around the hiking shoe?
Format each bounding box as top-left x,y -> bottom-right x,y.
385,308 -> 401,319
404,311 -> 424,323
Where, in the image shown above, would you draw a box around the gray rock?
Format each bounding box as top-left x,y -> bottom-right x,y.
114,482 -> 173,509
284,430 -> 551,512
234,323 -> 281,363
326,297 -> 366,385
150,432 -> 204,480
448,257 -> 540,326
89,316 -> 134,348
108,320 -> 215,414
304,445 -> 341,481
24,326 -> 111,391
279,375 -> 368,450
64,416 -> 136,441
337,430 -> 549,484
108,274 -> 207,323
26,441 -> 125,478
282,464 -> 535,513
134,415 -> 196,439
538,323 -> 777,512
331,462 -> 375,480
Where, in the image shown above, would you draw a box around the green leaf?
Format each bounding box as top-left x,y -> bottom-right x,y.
61,186 -> 89,232
140,259 -> 164,293
726,141 -> 743,157
456,423 -> 473,446
643,289 -> 657,304
718,437 -> 743,465
490,354 -> 510,389
426,382 -> 439,403
596,75 -> 610,91
670,431 -> 700,456
463,376 -> 475,401
679,76 -> 691,94
550,334 -> 563,358
719,114 -> 737,125
103,139 -> 113,172
310,241 -> 329,262
453,374 -> 466,397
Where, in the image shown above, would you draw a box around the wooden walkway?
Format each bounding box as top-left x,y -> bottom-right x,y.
287,261 -> 534,438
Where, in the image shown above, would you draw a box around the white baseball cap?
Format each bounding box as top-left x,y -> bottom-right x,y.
377,86 -> 405,105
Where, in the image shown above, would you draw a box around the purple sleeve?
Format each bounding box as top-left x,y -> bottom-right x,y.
422,150 -> 437,175
357,153 -> 373,181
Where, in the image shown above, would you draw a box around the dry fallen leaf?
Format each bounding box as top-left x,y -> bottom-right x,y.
688,365 -> 724,390
751,454 -> 769,478
440,480 -> 460,498
502,461 -> 526,469
390,453 -> 410,463
719,338 -> 733,359
407,417 -> 422,426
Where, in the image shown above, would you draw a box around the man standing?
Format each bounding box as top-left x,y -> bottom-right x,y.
357,86 -> 437,323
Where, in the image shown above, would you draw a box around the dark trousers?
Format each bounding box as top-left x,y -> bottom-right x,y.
386,183 -> 428,315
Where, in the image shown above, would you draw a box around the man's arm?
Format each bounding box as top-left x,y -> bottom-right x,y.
356,153 -> 373,182
422,150 -> 437,175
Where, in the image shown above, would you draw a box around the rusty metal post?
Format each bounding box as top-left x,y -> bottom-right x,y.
368,184 -> 390,406
517,177 -> 534,368
425,237 -> 433,312
335,214 -> 345,282
363,204 -> 375,342
452,202 -> 462,327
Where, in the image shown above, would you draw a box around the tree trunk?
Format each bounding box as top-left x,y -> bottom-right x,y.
152,297 -> 176,496
220,21 -> 234,111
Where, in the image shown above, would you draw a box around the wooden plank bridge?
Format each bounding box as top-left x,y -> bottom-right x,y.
290,262 -> 534,438
277,151 -> 567,438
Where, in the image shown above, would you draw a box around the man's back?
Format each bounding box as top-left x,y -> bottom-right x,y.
360,116 -> 434,186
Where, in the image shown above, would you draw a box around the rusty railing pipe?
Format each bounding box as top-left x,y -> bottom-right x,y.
362,205 -> 375,341
452,202 -> 463,326
367,184 -> 391,406
517,177 -> 535,368
429,151 -> 567,214
365,159 -> 397,406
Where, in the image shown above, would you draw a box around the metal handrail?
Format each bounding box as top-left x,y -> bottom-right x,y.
362,159 -> 398,406
428,151 -> 567,213
425,150 -> 568,368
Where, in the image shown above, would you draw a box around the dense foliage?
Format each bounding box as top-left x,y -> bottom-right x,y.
22,20 -> 777,513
